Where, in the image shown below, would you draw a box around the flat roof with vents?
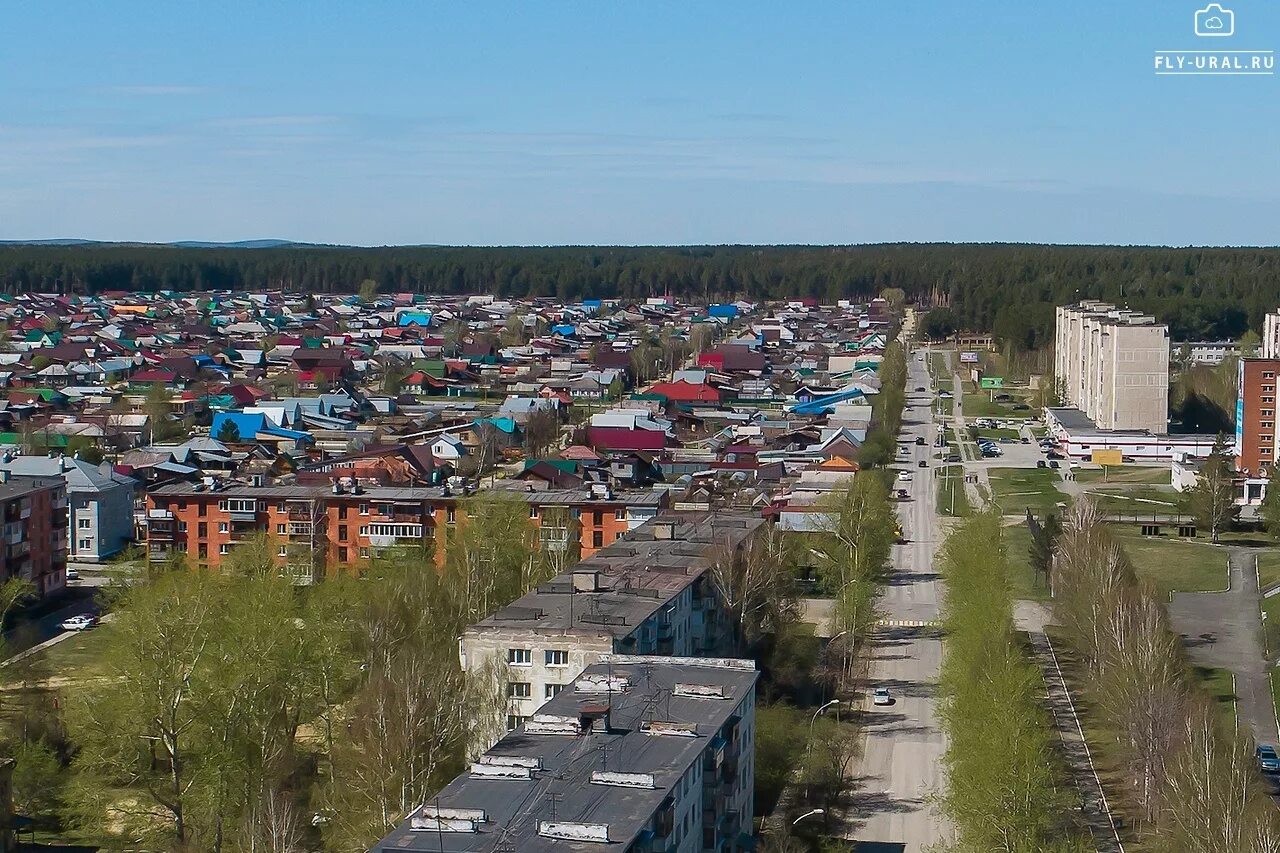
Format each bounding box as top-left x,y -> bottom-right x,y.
370,655 -> 757,852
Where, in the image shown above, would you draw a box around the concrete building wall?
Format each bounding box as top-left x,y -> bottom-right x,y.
1055,302 -> 1170,433
1235,358 -> 1280,477
1265,310 -> 1280,360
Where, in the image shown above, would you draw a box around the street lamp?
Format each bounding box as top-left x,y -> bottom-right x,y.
805,699 -> 840,765
792,808 -> 824,826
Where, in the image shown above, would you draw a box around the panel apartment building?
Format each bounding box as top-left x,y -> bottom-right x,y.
371,655 -> 758,853
1054,301 -> 1170,434
0,474 -> 69,597
145,480 -> 665,576
459,512 -> 767,733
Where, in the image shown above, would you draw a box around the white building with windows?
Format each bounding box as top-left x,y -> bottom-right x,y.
459,513 -> 767,739
372,655 -> 758,853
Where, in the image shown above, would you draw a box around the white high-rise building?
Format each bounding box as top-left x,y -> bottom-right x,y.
1054,301 -> 1170,433
1263,308 -> 1280,359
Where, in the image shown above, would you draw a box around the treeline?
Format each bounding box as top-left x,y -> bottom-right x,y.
938,514 -> 1085,853
1053,500 -> 1280,850
3,243 -> 1280,340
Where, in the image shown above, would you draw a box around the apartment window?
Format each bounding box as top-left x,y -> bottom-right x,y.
177,521 -> 187,533
545,649 -> 569,666
529,506 -> 539,518
277,545 -> 288,557
358,502 -> 369,515
276,502 -> 285,513
78,518 -> 91,529
198,543 -> 208,558
218,500 -> 228,511
1266,385 -> 1276,393
508,682 -> 531,698
78,538 -> 91,550
1266,397 -> 1276,404
276,524 -> 286,535
593,530 -> 604,549
615,508 -> 626,521
339,505 -> 348,520
544,683 -> 562,699
508,648 -> 532,665
358,547 -> 369,558
338,525 -> 348,542
506,715 -> 528,731
447,507 -> 456,524
197,503 -> 207,517
1265,410 -> 1275,417
338,547 -> 349,562
197,522 -> 207,538
219,544 -> 229,555
1263,422 -> 1275,429
218,522 -> 228,533
1266,372 -> 1276,379
593,510 -> 604,525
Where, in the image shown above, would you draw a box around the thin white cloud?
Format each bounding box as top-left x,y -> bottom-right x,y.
208,115 -> 339,129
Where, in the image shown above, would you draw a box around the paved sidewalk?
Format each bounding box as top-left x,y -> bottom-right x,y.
1028,631 -> 1126,853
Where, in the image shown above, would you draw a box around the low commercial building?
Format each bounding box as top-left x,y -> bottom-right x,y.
1044,408 -> 1220,463
0,474 -> 69,596
459,512 -> 767,734
371,655 -> 758,853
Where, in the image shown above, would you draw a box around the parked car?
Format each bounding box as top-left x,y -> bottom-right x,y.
65,567 -> 80,581
946,454 -> 961,463
1020,437 -> 1030,444
872,687 -> 893,706
1036,460 -> 1047,468
896,489 -> 909,500
897,471 -> 912,482
915,436 -> 925,445
1049,460 -> 1061,469
60,614 -> 97,632
1257,745 -> 1280,773
917,459 -> 928,468
1046,450 -> 1064,459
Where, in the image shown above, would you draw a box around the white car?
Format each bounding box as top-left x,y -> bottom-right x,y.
896,471 -> 912,482
59,614 -> 96,632
65,567 -> 80,581
873,687 -> 893,706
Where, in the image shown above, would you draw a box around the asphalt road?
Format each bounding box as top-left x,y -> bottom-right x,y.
849,349 -> 951,851
2,579 -> 103,660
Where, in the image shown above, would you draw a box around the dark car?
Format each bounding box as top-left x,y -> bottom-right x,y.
917,459 -> 928,468
1049,460 -> 1061,469
946,454 -> 961,463
896,489 -> 909,500
1046,450 -> 1064,460
915,386 -> 926,392
1257,745 -> 1280,773
915,436 -> 925,445
1036,460 -> 1047,468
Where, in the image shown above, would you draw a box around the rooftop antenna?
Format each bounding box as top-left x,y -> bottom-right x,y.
548,791 -> 563,823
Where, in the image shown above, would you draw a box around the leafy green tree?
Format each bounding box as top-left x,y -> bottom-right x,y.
11,739 -> 63,823
1189,434 -> 1239,543
358,278 -> 379,302
1261,481 -> 1280,539
215,419 -> 241,443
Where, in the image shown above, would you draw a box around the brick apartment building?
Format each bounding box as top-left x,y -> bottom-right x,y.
1235,357 -> 1280,479
0,474 -> 69,596
144,480 -> 665,575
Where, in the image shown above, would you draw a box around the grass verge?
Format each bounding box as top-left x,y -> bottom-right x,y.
936,465 -> 971,517
986,466 -> 1069,516
1109,528 -> 1229,598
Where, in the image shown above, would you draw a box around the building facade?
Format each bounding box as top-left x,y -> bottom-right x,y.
1054,301 -> 1170,433
371,655 -> 758,853
1235,358 -> 1280,479
0,475 -> 68,596
1264,308 -> 1280,360
0,454 -> 136,563
459,513 -> 766,736
145,480 -> 664,575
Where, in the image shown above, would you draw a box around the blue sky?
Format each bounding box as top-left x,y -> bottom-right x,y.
2,1 -> 1278,246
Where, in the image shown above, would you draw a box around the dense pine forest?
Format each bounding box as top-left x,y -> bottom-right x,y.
3,242 -> 1279,343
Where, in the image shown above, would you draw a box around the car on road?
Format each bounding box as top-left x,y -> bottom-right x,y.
896,489 -> 909,500
896,471 -> 912,481
917,459 -> 928,468
872,687 -> 893,706
1046,450 -> 1064,460
1020,437 -> 1030,444
914,386 -> 925,392
915,436 -> 925,445
65,567 -> 80,581
1258,745 -> 1280,773
60,614 -> 97,632
946,454 -> 961,463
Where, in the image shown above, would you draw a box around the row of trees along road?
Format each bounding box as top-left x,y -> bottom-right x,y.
1053,499 -> 1280,850
18,492 -> 567,852
937,513 -> 1086,853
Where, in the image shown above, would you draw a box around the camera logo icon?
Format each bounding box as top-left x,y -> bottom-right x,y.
1195,3 -> 1235,37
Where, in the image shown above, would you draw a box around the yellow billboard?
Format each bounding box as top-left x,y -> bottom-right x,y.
1091,449 -> 1123,466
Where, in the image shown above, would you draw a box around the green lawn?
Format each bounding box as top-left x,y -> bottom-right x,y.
971,427 -> 1021,441
1110,529 -> 1228,598
1091,485 -> 1190,517
1074,466 -> 1170,485
960,389 -> 1035,419
986,467 -> 1069,516
1002,521 -> 1049,601
1260,551 -> 1280,592
2,626 -> 111,688
1194,666 -> 1239,731
936,465 -> 971,517
1261,591 -> 1280,659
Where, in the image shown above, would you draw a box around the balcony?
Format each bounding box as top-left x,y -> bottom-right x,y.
228,510 -> 258,523
287,522 -> 314,537
4,523 -> 24,545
